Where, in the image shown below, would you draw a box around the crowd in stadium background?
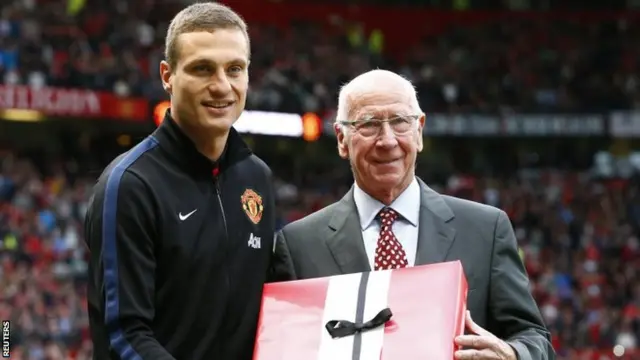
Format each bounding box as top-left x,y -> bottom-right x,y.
1,0 -> 640,359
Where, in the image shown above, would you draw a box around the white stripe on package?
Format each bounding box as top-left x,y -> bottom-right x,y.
358,270 -> 392,360
318,273 -> 361,360
317,271 -> 392,360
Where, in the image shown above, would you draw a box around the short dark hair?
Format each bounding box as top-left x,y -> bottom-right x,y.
164,2 -> 250,69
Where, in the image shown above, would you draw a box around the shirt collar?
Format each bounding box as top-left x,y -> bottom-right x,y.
353,177 -> 421,230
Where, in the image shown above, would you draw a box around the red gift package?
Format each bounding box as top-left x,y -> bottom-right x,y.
254,261 -> 468,360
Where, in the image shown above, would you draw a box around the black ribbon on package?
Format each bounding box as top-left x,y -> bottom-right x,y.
324,270 -> 395,359
325,307 -> 393,339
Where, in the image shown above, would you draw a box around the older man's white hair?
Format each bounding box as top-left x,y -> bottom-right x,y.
335,69 -> 422,134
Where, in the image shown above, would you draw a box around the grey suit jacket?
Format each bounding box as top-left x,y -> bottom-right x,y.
270,178 -> 555,360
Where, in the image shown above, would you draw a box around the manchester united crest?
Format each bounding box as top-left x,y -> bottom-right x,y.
241,189 -> 263,225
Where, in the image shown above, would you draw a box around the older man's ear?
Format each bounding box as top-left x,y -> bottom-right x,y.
415,113 -> 426,152
334,124 -> 350,159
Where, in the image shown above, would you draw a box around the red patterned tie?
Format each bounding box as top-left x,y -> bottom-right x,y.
374,207 -> 409,271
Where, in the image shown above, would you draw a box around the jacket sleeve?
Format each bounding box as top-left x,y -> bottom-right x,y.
85,170 -> 176,360
268,229 -> 297,282
489,210 -> 556,360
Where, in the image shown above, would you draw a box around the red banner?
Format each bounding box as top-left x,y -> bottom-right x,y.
0,85 -> 149,122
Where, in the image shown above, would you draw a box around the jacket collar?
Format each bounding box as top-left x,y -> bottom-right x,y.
152,109 -> 252,178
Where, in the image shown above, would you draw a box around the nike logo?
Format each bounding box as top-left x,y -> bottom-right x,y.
178,209 -> 198,221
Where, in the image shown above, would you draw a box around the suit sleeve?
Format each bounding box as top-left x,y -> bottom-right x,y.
86,171 -> 176,360
489,211 -> 555,360
268,229 -> 297,282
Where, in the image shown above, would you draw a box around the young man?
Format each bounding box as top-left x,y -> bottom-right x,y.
85,3 -> 275,359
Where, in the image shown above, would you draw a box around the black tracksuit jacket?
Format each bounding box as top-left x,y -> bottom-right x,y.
84,111 -> 276,359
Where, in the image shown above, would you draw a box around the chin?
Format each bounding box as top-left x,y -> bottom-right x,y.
201,115 -> 235,131
370,172 -> 403,186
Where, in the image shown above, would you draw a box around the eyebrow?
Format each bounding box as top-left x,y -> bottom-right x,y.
187,58 -> 248,67
355,111 -> 412,121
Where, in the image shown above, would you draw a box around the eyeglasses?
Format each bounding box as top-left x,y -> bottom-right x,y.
337,114 -> 421,137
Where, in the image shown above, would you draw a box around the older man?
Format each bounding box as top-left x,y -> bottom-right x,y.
270,70 -> 554,360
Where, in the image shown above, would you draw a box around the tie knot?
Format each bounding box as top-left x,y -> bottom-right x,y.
378,207 -> 399,226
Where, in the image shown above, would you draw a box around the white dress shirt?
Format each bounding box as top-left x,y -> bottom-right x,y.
353,177 -> 421,269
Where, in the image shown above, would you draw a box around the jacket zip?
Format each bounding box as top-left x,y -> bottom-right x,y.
214,178 -> 229,243
214,175 -> 230,286
213,174 -> 232,356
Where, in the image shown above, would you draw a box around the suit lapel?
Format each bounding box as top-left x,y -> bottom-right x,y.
325,187 -> 371,273
415,178 -> 457,265
324,180 -> 456,272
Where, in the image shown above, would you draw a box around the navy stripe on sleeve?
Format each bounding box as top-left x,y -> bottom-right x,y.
102,136 -> 159,360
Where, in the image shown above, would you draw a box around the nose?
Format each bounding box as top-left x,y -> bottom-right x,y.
375,122 -> 398,149
208,68 -> 232,95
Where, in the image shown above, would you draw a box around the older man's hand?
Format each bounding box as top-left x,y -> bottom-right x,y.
454,311 -> 517,360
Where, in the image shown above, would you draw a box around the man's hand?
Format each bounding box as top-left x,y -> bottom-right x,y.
454,311 -> 517,360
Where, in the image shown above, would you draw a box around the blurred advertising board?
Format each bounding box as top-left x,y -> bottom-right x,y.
425,113 -> 605,136
1,84 -> 616,139
322,113 -> 606,137
0,85 -> 149,122
609,111 -> 640,137
235,110 -> 303,137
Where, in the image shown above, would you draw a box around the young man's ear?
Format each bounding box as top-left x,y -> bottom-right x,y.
160,61 -> 173,95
